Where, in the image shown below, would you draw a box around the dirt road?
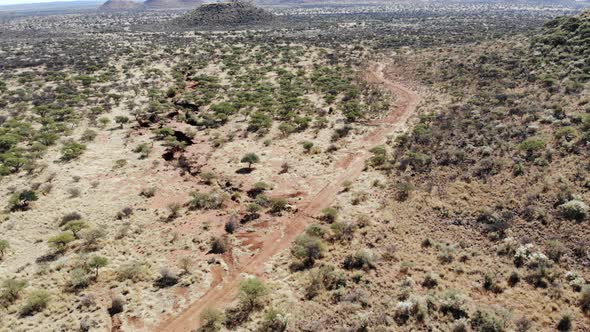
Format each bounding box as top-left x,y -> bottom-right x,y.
155,63 -> 419,332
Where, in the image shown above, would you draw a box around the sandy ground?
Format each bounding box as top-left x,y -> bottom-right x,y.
156,62 -> 420,332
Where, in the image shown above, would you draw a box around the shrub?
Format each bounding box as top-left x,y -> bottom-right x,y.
225,220 -> 237,234
63,220 -> 88,238
440,290 -> 468,319
48,232 -> 75,251
0,279 -> 27,305
546,240 -> 567,262
302,141 -> 314,152
155,267 -> 179,288
514,316 -> 532,332
320,207 -> 338,223
200,307 -> 224,331
559,200 -> 588,221
210,237 -> 227,254
471,309 -> 507,332
61,212 -> 82,226
0,240 -> 9,258
422,273 -> 439,289
518,138 -> 545,160
188,191 -> 227,210
20,290 -> 50,316
117,261 -> 148,282
239,277 -> 268,310
61,141 -> 86,161
330,222 -> 356,242
68,187 -> 81,198
557,314 -> 572,331
581,286 -> 590,312
81,228 -> 106,249
259,307 -> 288,332
292,235 -> 325,267
81,129 -> 97,142
133,143 -> 152,159
395,181 -> 415,201
269,198 -> 288,215
483,274 -> 503,293
200,172 -> 216,185
116,206 -> 133,219
343,250 -> 376,270
108,296 -> 125,316
140,187 -> 157,198
167,203 -> 182,220
178,256 -> 192,275
8,190 -> 38,211
98,117 -> 111,128
68,268 -> 91,290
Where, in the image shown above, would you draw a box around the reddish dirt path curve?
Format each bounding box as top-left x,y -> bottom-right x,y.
155,63 -> 419,332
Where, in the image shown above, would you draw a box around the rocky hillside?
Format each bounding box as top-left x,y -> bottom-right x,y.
144,0 -> 203,9
178,1 -> 276,27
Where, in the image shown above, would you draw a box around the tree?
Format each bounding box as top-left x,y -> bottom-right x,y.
241,153 -> 260,170
0,239 -> 9,258
87,256 -> 108,277
292,235 -> 325,267
48,232 -> 75,251
63,220 -> 88,238
239,277 -> 268,310
114,116 -> 129,129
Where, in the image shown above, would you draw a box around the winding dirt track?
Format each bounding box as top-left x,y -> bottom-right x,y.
156,63 -> 419,332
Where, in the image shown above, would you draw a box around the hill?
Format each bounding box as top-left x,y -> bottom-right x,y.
144,0 -> 203,9
99,0 -> 142,10
179,1 -> 275,27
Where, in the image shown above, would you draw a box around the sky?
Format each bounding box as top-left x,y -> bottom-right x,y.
0,0 -> 97,5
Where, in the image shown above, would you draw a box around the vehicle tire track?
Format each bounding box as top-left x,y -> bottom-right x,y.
155,62 -> 419,332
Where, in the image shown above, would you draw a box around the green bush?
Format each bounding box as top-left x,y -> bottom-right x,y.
8,190 -> 38,211
48,232 -> 75,251
239,277 -> 268,310
20,290 -> 50,316
471,309 -> 507,332
343,250 -> 376,270
269,198 -> 288,215
559,200 -> 588,221
188,191 -> 227,210
61,141 -> 86,161
0,279 -> 27,305
0,239 -> 9,258
200,307 -> 224,331
321,207 -> 338,223
292,235 -> 325,267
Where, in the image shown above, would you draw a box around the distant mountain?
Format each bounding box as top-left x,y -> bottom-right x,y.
144,0 -> 203,9
179,1 -> 275,27
99,0 -> 142,10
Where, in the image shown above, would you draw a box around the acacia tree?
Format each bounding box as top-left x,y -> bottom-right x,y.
241,153 -> 260,170
87,256 -> 108,277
